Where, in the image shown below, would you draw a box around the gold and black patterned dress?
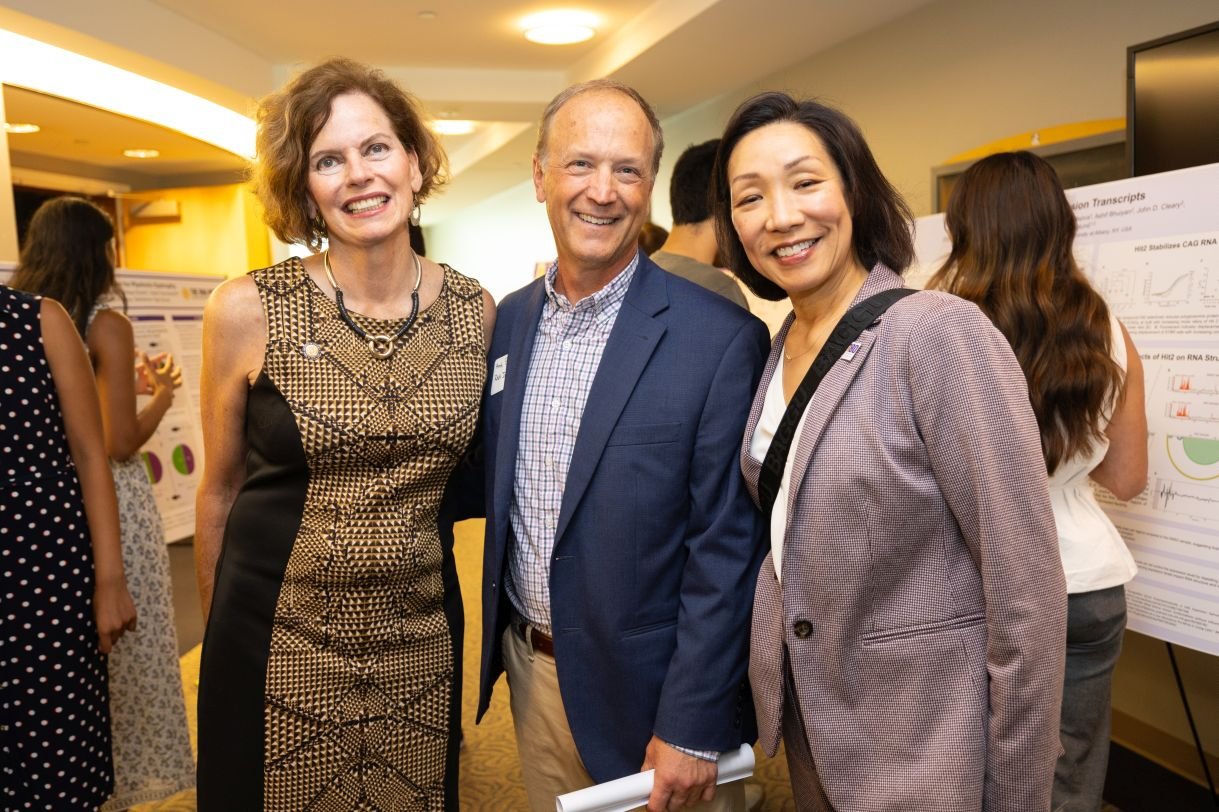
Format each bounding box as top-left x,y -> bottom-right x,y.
197,258 -> 485,811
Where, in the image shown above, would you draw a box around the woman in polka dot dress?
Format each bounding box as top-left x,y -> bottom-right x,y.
0,283 -> 136,810
10,197 -> 195,809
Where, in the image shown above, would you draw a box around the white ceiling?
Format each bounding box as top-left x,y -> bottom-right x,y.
148,0 -> 659,70
2,0 -> 937,219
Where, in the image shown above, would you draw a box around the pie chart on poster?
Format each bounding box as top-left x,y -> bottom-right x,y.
142,451 -> 163,484
172,444 -> 196,475
1166,435 -> 1219,481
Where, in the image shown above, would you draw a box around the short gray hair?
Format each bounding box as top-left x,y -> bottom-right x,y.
535,79 -> 665,175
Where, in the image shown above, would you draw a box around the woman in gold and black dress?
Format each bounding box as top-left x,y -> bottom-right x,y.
194,58 -> 494,810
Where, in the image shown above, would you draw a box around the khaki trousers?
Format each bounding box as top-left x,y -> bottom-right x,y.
502,625 -> 745,812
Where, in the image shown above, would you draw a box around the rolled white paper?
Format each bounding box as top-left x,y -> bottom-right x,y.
555,743 -> 755,812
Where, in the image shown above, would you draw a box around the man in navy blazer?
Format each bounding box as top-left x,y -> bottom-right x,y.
475,80 -> 769,811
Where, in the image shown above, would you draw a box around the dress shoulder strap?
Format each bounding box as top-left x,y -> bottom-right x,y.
251,257 -> 314,350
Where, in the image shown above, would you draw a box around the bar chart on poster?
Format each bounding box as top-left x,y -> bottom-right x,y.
911,163 -> 1219,655
1,263 -> 222,543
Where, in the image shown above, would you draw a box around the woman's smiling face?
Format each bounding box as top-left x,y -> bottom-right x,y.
306,91 -> 421,250
727,121 -> 865,302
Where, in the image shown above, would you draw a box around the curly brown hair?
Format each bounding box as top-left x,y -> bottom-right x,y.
252,57 -> 448,249
928,151 -> 1124,474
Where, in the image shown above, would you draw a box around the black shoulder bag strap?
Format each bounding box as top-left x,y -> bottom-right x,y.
758,287 -> 917,523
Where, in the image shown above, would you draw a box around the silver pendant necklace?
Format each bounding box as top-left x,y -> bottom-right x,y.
323,249 -> 422,359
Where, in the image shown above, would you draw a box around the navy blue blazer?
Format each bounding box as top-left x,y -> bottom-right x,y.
476,254 -> 770,782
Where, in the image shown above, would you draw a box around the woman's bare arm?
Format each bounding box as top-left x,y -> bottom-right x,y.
41,298 -> 136,653
194,276 -> 265,620
1090,322 -> 1148,500
87,309 -> 180,461
481,287 -> 497,348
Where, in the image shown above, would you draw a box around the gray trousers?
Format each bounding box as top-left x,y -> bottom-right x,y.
781,655 -> 836,812
1053,584 -> 1127,812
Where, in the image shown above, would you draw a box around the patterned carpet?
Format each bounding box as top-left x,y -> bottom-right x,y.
134,519 -> 796,811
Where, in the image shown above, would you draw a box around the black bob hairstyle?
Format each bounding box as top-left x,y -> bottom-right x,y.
710,92 -> 914,300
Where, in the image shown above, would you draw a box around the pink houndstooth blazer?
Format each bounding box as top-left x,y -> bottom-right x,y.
742,266 -> 1067,812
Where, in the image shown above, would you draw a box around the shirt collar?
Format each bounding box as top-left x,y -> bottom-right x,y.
543,250 -> 640,320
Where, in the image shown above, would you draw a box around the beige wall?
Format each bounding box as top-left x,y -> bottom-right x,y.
425,181 -> 554,302
122,183 -> 269,277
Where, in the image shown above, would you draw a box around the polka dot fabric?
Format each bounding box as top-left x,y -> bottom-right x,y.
0,284 -> 114,810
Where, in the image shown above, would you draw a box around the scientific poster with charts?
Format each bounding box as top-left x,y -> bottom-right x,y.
910,163 -> 1219,656
112,270 -> 221,543
1,263 -> 221,544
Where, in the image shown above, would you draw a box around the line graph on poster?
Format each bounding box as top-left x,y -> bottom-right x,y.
1151,477 -> 1219,522
1147,269 -> 1193,302
1082,237 -> 1216,315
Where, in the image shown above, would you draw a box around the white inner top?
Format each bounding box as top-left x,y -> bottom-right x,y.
1046,313 -> 1138,593
748,351 -> 810,582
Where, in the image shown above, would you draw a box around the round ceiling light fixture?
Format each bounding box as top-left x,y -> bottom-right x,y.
4,122 -> 41,134
522,10 -> 597,45
431,119 -> 476,136
123,148 -> 161,159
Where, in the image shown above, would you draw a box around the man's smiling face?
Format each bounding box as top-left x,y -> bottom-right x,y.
533,89 -> 657,287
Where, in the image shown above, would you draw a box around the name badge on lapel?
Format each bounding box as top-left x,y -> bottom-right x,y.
490,354 -> 508,395
841,341 -> 862,362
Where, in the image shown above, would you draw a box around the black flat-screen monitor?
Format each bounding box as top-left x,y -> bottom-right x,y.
1127,20 -> 1219,177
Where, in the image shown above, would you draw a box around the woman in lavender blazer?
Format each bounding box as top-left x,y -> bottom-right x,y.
710,92 -> 1068,811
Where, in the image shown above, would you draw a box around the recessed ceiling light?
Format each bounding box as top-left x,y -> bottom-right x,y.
123,148 -> 161,159
4,122 -> 40,134
522,10 -> 597,45
431,119 -> 476,136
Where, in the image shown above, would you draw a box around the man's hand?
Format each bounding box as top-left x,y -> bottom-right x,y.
641,736 -> 718,811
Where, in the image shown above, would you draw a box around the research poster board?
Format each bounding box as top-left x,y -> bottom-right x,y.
112,270 -> 221,543
1,263 -> 221,544
910,163 -> 1219,656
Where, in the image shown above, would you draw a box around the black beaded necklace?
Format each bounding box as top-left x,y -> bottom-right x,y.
323,249 -> 421,359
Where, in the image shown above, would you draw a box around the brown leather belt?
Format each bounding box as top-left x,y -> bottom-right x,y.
513,619 -> 555,658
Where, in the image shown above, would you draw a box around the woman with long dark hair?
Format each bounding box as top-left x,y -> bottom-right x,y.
930,151 -> 1147,812
11,197 -> 195,809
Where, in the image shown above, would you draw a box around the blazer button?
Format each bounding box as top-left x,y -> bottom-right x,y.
792,619 -> 814,639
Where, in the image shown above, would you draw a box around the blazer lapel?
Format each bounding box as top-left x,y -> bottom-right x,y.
783,267 -> 906,521
554,259 -> 668,547
740,313 -> 792,507
492,280 -> 548,553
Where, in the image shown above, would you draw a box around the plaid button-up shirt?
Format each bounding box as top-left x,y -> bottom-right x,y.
506,254 -> 639,636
